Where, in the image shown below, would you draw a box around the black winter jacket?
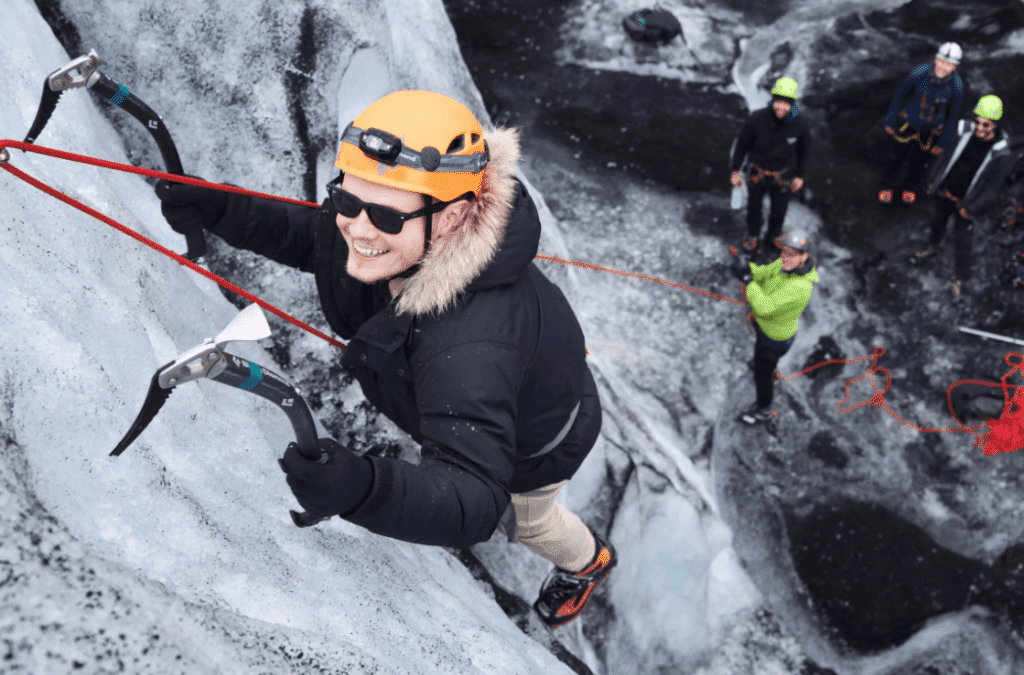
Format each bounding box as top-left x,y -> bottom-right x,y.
927,120 -> 1015,216
729,106 -> 810,178
206,128 -> 601,548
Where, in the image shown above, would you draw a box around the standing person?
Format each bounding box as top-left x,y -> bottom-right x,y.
878,42 -> 964,205
154,90 -> 615,629
729,77 -> 810,255
731,229 -> 819,427
912,95 -> 1014,299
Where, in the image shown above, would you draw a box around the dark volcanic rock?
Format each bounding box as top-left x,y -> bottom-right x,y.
444,0 -> 746,191
787,501 -> 986,652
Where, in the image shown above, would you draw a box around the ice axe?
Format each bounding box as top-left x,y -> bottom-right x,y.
22,49 -> 208,262
111,304 -> 329,528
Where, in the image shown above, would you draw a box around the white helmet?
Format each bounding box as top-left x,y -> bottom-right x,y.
774,228 -> 815,257
936,42 -> 962,65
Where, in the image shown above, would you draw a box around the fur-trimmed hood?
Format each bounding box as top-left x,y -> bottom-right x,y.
395,127 -> 525,317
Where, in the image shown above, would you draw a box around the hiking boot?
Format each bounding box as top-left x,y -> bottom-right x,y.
741,237 -> 759,252
902,190 -> 917,204
740,404 -> 773,425
878,189 -> 893,204
534,531 -> 617,628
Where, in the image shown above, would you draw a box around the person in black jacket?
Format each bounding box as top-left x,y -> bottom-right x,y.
729,77 -> 810,255
154,90 -> 616,629
912,95 -> 1014,299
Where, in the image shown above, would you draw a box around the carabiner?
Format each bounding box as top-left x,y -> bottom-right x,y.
47,49 -> 107,92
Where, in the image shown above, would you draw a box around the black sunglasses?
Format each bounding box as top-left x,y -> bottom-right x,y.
326,176 -> 470,235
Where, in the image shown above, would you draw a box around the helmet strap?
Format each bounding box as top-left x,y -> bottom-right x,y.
383,194 -> 432,290
423,194 -> 433,256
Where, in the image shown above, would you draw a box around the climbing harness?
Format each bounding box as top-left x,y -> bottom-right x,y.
748,163 -> 791,188
893,120 -> 942,152
21,50 -> 207,261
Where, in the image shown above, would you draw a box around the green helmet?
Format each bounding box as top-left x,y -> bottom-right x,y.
771,77 -> 798,99
974,95 -> 1003,122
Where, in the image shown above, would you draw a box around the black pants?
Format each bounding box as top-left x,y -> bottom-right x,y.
927,195 -> 974,280
747,178 -> 791,245
880,129 -> 937,193
754,323 -> 793,409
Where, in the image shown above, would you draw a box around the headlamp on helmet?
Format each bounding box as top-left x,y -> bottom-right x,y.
359,128 -> 402,164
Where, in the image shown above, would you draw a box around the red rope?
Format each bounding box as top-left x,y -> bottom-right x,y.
0,140 -> 320,207
0,140 -> 344,350
6,140 -> 1024,451
0,140 -> 742,356
534,254 -> 744,306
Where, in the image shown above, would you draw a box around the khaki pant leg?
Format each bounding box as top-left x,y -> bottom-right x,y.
502,480 -> 596,573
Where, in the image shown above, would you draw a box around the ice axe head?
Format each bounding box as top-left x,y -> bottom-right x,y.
214,304 -> 271,349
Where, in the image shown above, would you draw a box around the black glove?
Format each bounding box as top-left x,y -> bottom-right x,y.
730,262 -> 753,283
278,438 -> 374,518
154,176 -> 229,234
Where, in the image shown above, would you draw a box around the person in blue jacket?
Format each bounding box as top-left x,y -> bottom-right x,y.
879,42 -> 965,205
153,91 -> 616,629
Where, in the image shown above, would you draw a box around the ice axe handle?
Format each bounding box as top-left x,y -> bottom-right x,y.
88,72 -> 208,260
183,229 -> 207,262
290,439 -> 331,529
208,354 -> 327,527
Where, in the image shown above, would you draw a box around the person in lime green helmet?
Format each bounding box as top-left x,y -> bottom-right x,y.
731,228 -> 819,427
912,95 -> 1015,300
729,77 -> 810,256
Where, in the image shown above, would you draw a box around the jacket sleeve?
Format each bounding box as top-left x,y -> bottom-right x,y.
885,72 -> 919,129
749,258 -> 781,284
937,77 -> 964,150
965,153 -> 1015,215
730,115 -> 757,172
206,192 -> 320,272
342,342 -> 523,548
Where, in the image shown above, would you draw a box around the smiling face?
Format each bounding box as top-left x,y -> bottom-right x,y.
335,174 -> 430,285
933,57 -> 957,79
974,116 -> 997,140
780,245 -> 809,271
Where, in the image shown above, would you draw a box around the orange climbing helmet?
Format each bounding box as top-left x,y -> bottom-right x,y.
334,90 -> 490,202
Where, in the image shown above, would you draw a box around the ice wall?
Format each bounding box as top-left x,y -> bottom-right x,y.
0,1 -> 579,672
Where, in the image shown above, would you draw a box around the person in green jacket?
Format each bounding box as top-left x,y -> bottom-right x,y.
731,228 -> 820,426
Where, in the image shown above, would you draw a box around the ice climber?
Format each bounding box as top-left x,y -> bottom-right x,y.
731,229 -> 819,428
912,95 -> 1014,300
878,42 -> 965,205
729,77 -> 810,255
154,90 -> 616,628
